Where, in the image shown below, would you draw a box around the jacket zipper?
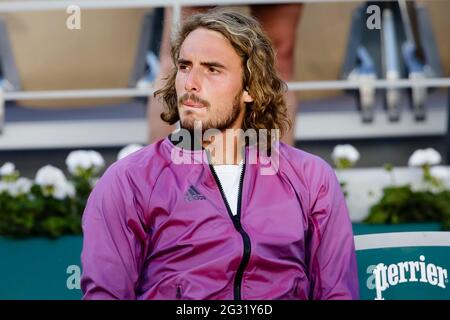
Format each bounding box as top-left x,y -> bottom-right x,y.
176,285 -> 182,299
208,151 -> 251,300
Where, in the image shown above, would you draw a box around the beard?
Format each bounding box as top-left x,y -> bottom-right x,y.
179,91 -> 242,134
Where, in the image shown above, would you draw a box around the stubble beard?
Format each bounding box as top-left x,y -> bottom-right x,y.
179,91 -> 243,135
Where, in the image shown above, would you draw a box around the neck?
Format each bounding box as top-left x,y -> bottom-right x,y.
203,129 -> 244,165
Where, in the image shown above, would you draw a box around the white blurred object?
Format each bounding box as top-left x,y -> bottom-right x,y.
341,167 -> 418,222
65,150 -> 105,175
0,162 -> 15,176
65,182 -> 76,198
35,165 -> 72,199
408,148 -> 441,167
9,177 -> 32,196
117,144 -> 144,160
0,181 -> 8,194
339,166 -> 450,222
331,144 -> 360,163
429,166 -> 450,181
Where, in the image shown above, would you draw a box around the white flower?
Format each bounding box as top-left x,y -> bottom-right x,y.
0,181 -> 8,193
66,150 -> 105,175
429,166 -> 450,181
408,148 -> 442,167
9,177 -> 33,196
36,165 -> 66,188
331,144 -> 360,163
0,162 -> 15,176
53,181 -> 76,200
0,177 -> 32,196
89,151 -> 105,168
35,165 -> 71,199
66,182 -> 76,198
117,144 -> 144,160
0,182 -> 16,195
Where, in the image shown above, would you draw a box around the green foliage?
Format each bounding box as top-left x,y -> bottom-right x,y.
335,158 -> 354,170
365,185 -> 450,230
0,175 -> 96,239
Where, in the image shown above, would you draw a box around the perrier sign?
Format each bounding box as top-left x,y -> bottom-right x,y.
355,232 -> 450,300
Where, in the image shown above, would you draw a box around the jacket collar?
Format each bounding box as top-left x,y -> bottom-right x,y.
167,130 -> 248,165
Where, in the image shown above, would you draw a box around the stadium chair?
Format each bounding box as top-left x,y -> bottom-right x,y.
341,1 -> 443,123
0,9 -> 158,147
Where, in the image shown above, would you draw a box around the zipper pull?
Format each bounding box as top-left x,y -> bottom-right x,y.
176,285 -> 182,299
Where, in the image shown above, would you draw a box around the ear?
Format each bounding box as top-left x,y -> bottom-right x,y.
242,88 -> 254,103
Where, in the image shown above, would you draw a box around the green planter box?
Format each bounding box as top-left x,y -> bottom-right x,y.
0,235 -> 83,300
0,223 -> 448,300
352,222 -> 442,235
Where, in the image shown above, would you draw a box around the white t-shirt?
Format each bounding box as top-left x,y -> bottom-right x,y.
212,160 -> 244,216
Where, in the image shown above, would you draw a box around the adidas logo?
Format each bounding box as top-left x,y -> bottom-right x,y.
184,185 -> 206,201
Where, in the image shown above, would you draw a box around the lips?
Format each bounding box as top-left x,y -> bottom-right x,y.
183,100 -> 205,108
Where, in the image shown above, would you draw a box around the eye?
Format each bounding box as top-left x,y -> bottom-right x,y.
207,67 -> 219,74
178,63 -> 189,71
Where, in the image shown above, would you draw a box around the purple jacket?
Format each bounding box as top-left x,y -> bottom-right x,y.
81,135 -> 359,300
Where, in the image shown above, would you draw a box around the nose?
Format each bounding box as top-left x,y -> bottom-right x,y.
184,68 -> 201,93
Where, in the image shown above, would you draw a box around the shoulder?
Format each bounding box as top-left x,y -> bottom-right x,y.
93,138 -> 172,201
279,142 -> 335,180
107,138 -> 172,178
278,143 -> 340,211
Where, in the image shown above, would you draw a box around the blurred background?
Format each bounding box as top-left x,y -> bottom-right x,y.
0,0 -> 450,301
0,0 -> 448,175
1,0 -> 449,223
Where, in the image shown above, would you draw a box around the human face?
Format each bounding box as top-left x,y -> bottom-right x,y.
175,28 -> 253,133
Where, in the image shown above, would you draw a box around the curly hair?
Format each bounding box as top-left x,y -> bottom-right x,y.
154,9 -> 291,149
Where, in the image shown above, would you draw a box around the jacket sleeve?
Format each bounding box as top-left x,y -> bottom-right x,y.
80,164 -> 150,300
306,160 -> 359,300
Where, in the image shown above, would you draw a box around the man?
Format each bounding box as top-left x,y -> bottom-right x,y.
148,4 -> 303,146
81,10 -> 359,300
